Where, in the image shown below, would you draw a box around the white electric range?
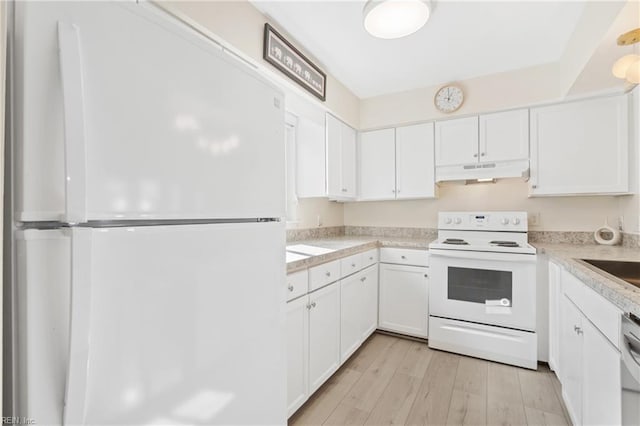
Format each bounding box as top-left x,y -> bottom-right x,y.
428,212 -> 538,369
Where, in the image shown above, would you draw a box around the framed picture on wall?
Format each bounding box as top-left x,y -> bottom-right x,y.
263,23 -> 327,101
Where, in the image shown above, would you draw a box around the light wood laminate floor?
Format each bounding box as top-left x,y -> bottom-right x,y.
290,333 -> 571,426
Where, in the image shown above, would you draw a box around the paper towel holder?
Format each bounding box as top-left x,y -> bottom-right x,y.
594,219 -> 622,245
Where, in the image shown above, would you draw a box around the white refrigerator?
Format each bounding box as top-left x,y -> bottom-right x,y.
9,1 -> 287,425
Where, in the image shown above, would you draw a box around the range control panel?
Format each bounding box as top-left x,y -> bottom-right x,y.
438,211 -> 528,232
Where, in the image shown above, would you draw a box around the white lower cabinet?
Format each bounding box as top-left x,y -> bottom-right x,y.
556,267 -> 622,426
340,265 -> 379,363
308,282 -> 341,394
548,261 -> 561,373
286,295 -> 309,416
361,265 -> 379,339
379,263 -> 428,338
559,295 -> 584,424
582,318 -> 621,426
340,271 -> 364,362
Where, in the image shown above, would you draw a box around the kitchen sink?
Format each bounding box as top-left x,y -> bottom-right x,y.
579,259 -> 640,288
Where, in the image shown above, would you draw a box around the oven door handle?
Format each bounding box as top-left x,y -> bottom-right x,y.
429,249 -> 537,263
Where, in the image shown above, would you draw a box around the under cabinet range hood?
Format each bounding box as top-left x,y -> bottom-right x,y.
436,159 -> 530,182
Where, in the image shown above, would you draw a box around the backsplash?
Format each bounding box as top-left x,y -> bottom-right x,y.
287,225 -> 640,248
345,226 -> 438,241
286,226 -> 345,242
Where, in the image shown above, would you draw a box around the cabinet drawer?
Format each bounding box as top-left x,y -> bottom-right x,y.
309,260 -> 341,291
562,269 -> 585,307
581,284 -> 622,349
379,248 -> 428,267
340,254 -> 363,278
286,270 -> 308,302
360,249 -> 378,268
561,269 -> 621,348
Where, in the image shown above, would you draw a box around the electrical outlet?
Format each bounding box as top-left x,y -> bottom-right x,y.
528,212 -> 540,226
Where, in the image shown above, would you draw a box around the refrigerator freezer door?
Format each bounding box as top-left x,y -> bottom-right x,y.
16,222 -> 286,425
14,2 -> 284,222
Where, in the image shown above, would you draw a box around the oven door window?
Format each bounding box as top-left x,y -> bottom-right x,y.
447,267 -> 512,305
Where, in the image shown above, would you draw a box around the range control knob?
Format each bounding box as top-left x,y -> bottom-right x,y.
512,218 -> 521,225
445,217 -> 452,224
454,217 -> 462,225
501,218 -> 510,225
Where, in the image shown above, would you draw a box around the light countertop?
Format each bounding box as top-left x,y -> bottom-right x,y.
287,237 -> 640,316
286,236 -> 430,273
533,243 -> 640,317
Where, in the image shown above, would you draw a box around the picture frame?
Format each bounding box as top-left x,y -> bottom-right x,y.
263,23 -> 327,101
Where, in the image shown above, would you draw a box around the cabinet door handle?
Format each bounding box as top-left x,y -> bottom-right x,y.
424,274 -> 428,278
401,255 -> 406,259
532,185 -> 538,189
306,304 -> 312,310
288,285 -> 294,292
481,152 -> 486,157
325,271 -> 331,277
341,188 -> 348,192
361,277 -> 367,282
311,302 -> 317,308
574,325 -> 583,335
351,263 -> 356,268
473,153 -> 478,158
369,256 -> 374,260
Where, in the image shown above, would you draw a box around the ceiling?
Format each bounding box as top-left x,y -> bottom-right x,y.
251,1 -> 588,99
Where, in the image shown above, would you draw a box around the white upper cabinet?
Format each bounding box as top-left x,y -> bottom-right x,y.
529,95 -> 629,196
396,123 -> 435,199
296,115 -> 326,198
326,114 -> 356,200
435,116 -> 479,166
479,109 -> 529,163
358,129 -> 396,200
359,122 -> 435,201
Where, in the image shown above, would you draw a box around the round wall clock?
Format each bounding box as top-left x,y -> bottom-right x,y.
434,85 -> 464,113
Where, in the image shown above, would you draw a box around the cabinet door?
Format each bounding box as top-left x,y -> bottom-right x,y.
396,123 -> 435,199
361,264 -> 379,340
548,261 -> 560,373
435,116 -> 479,166
326,114 -> 343,198
530,95 -> 628,195
341,124 -> 357,198
582,318 -> 621,426
559,295 -> 583,425
340,272 -> 364,363
286,296 -> 309,417
359,129 -> 396,200
296,115 -> 326,198
308,282 -> 341,393
379,264 -> 428,338
479,109 -> 529,163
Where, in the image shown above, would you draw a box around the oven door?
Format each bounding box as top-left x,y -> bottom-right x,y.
429,249 -> 537,331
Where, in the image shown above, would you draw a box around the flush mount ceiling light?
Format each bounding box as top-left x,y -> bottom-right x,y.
363,0 -> 432,39
612,28 -> 640,84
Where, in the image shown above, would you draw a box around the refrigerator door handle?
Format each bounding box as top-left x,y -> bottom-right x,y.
63,228 -> 93,425
57,22 -> 88,224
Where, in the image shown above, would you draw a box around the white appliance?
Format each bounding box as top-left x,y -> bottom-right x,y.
8,2 -> 287,425
428,212 -> 538,369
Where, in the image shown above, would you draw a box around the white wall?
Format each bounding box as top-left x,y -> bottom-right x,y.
344,180 -> 628,232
